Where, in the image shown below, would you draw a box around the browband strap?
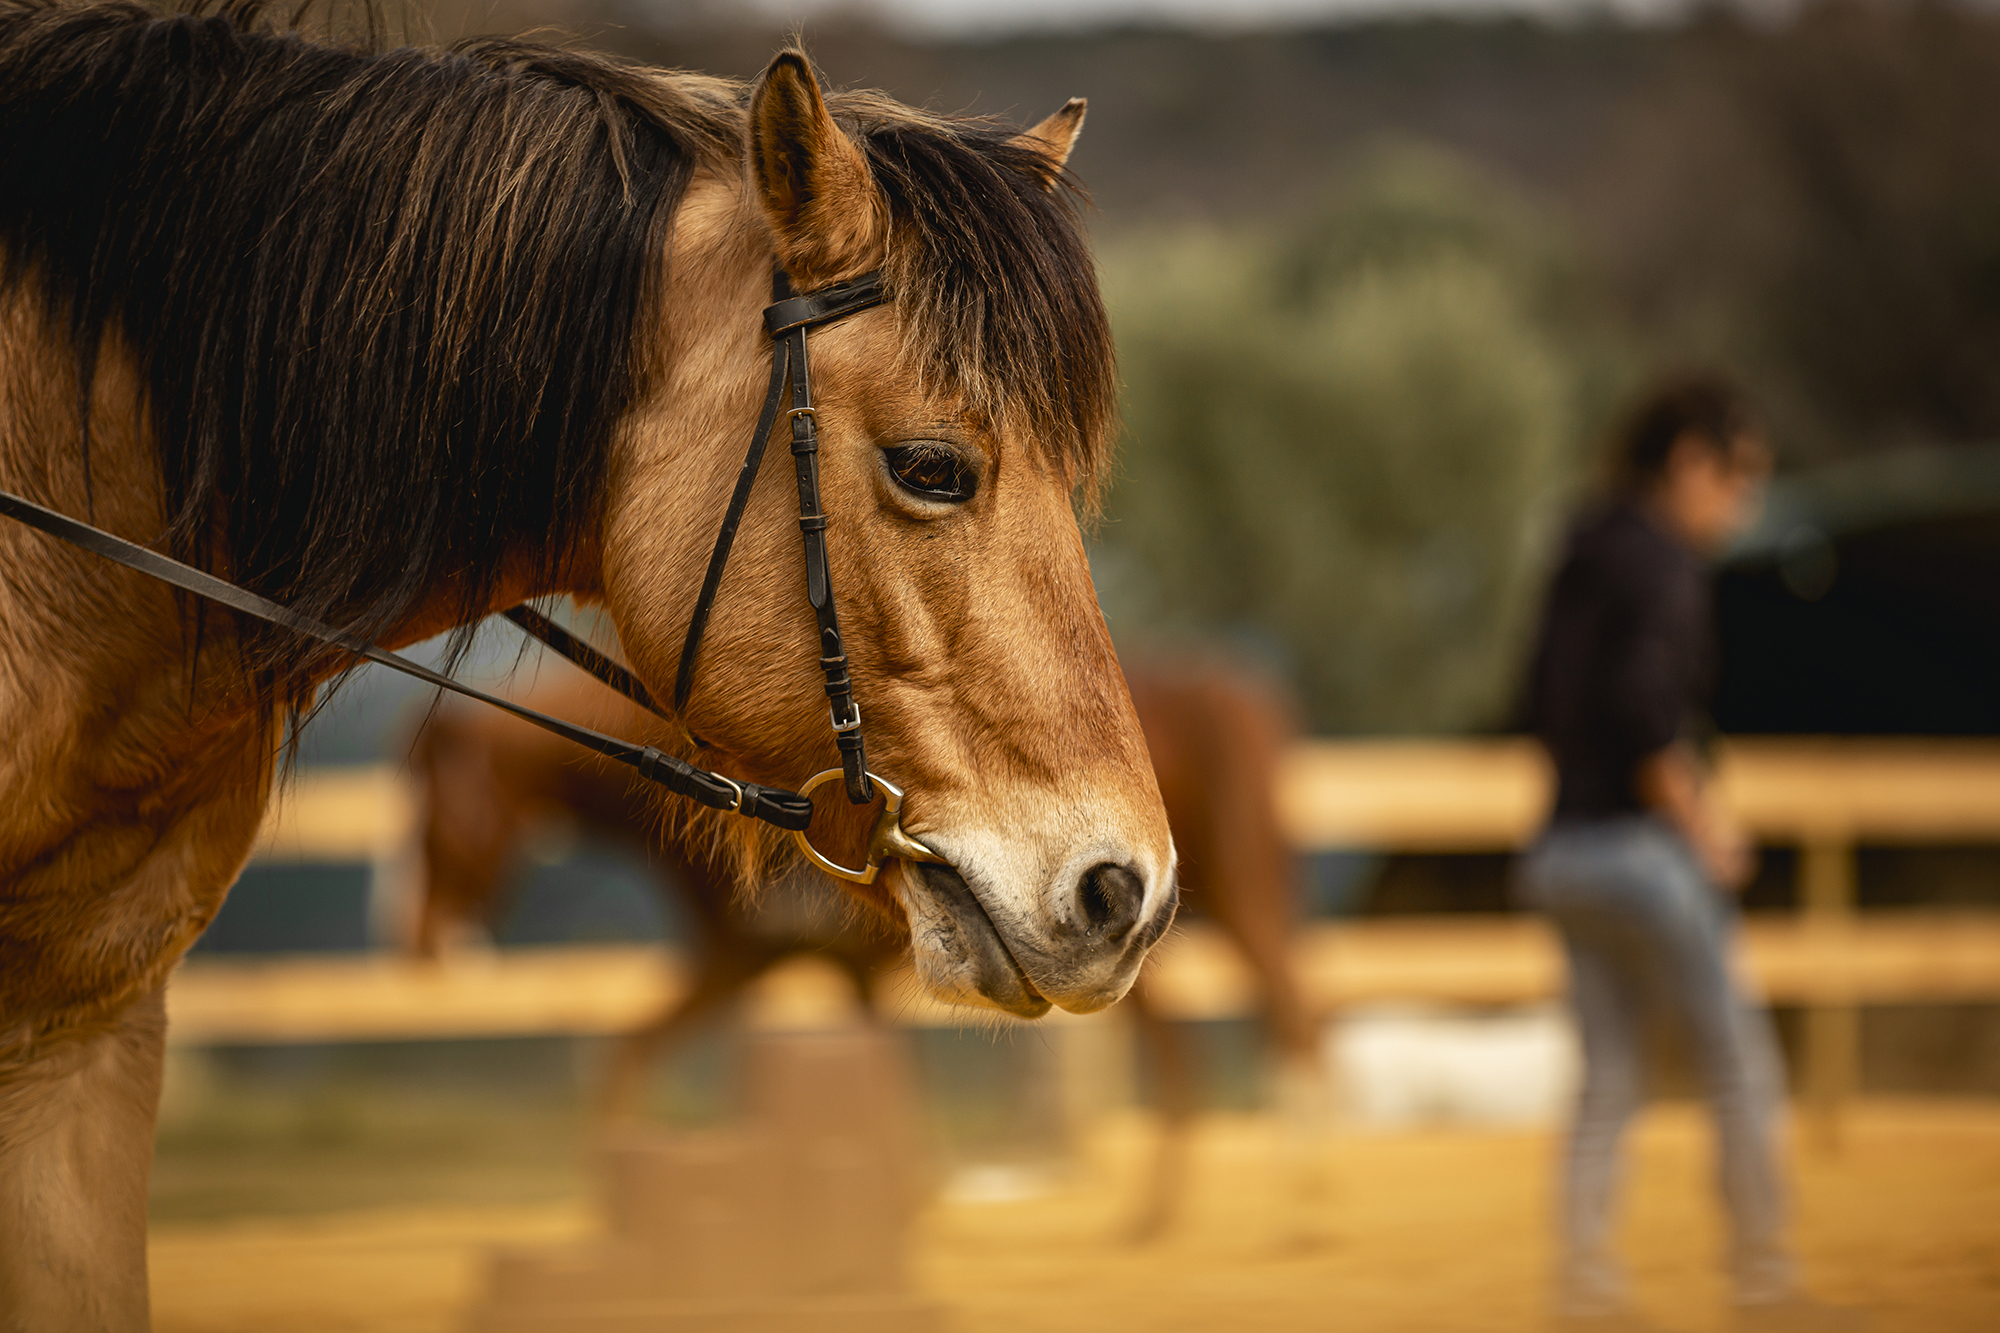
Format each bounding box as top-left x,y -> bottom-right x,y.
763,271 -> 887,335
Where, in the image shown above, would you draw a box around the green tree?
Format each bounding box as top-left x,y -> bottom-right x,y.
1098,143 -> 1626,733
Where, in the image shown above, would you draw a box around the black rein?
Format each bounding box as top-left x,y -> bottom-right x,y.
0,267 -> 890,838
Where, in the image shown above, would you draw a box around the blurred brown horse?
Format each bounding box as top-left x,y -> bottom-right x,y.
407,674 -> 903,1123
1121,656 -> 1324,1239
410,654 -> 1322,1229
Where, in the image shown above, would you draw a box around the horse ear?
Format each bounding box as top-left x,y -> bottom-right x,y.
749,51 -> 886,284
1013,97 -> 1087,172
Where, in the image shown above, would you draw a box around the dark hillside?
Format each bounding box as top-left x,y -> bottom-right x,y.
447,1 -> 2000,462
538,10 -> 1657,223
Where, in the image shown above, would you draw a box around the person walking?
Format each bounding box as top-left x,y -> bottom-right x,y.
1520,376 -> 1855,1332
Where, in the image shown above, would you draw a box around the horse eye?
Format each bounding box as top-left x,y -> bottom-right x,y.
884,442 -> 977,504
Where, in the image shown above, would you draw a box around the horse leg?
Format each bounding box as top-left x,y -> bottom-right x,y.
1211,896 -> 1337,1249
0,710 -> 267,1329
0,989 -> 165,1331
1269,1046 -> 1337,1251
832,937 -> 899,1018
409,715 -> 520,958
1122,974 -> 1197,1243
596,943 -> 779,1128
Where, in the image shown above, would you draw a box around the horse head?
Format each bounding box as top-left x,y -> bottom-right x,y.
599,54 -> 1176,1017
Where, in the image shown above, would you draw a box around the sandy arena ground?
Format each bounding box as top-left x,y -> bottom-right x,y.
151,1100 -> 1998,1333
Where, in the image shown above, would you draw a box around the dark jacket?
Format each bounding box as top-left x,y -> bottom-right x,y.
1526,502 -> 1715,820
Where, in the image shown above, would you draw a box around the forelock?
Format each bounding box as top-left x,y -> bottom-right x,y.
829,93 -> 1117,506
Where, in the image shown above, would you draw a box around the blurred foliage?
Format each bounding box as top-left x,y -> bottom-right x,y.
1585,1 -> 2000,459
1096,144 -> 1631,734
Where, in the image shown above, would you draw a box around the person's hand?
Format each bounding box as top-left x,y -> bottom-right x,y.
1639,745 -> 1755,890
1694,814 -> 1755,892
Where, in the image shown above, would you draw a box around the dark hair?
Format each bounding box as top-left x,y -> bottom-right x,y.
0,0 -> 1117,712
0,0 -> 733,696
1615,372 -> 1762,491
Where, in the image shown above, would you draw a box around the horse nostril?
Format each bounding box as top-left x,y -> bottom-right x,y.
1077,861 -> 1145,939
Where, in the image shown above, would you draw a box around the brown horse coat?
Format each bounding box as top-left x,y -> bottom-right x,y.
0,5 -> 1173,1322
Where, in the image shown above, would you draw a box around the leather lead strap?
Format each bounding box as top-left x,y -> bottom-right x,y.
502,605 -> 663,720
0,489 -> 815,831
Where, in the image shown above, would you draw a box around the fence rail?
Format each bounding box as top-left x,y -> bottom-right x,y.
238,738 -> 2000,1142
263,736 -> 2000,860
1277,736 -> 2000,850
167,911 -> 2000,1045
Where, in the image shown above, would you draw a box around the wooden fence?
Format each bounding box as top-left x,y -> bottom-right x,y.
169,911 -> 2000,1040
194,738 -> 2000,1139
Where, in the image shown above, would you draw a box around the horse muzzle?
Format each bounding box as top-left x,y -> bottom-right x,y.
892,839 -> 1177,1019
903,861 -> 1053,1018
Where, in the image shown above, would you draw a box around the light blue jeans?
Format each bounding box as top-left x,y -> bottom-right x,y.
1520,816 -> 1794,1314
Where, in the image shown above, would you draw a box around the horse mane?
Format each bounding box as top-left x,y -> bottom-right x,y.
0,0 -> 735,695
0,0 -> 1116,716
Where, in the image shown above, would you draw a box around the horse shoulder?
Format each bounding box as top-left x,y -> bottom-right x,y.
0,276 -> 272,1045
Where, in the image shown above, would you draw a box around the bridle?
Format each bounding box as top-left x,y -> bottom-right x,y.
0,266 -> 944,885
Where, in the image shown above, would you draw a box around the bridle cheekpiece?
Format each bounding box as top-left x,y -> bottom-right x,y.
0,266 -> 945,886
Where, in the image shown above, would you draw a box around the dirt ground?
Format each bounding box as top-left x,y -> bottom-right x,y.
150,1099 -> 1998,1333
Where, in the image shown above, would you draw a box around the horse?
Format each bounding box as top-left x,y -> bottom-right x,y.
409,653 -> 1321,1237
0,4 -> 1175,1324
405,673 -> 903,1124
1120,655 -> 1328,1241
